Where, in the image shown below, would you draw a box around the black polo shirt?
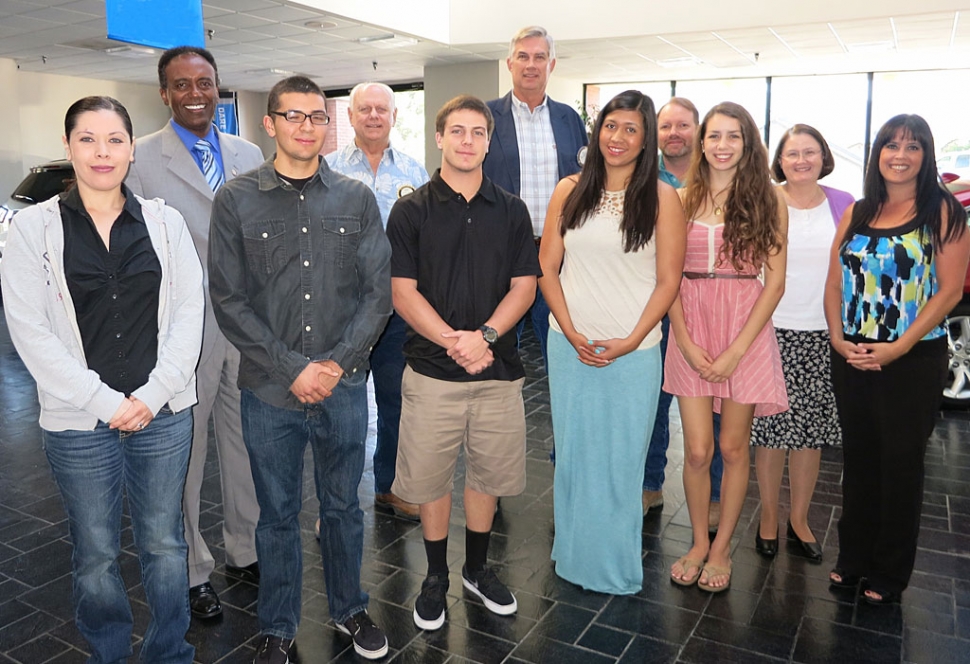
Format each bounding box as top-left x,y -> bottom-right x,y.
387,170 -> 540,382
60,185 -> 160,396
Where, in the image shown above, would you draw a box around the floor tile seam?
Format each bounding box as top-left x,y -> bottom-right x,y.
567,595 -> 634,653
507,629 -> 626,663
693,610 -> 800,659
655,591 -> 708,664
16,633 -> 74,664
800,612 -> 906,643
0,505 -> 59,535
0,603 -> 65,635
686,635 -> 790,663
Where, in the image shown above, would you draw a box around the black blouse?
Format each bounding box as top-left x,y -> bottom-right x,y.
60,185 -> 160,396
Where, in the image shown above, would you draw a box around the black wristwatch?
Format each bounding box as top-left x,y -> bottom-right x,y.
479,325 -> 499,345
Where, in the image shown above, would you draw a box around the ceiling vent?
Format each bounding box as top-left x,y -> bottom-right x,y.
61,37 -> 157,57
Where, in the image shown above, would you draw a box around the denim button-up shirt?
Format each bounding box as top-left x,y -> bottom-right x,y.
325,142 -> 428,227
209,156 -> 392,409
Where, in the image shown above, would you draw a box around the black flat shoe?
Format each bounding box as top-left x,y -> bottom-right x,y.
189,582 -> 222,619
829,568 -> 862,588
225,561 -> 260,584
755,529 -> 778,557
863,587 -> 901,605
787,520 -> 823,562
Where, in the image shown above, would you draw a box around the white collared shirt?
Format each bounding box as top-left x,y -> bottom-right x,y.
510,93 -> 558,237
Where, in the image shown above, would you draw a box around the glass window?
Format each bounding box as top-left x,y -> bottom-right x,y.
323,89 -> 426,168
587,82 -> 674,115
871,70 -> 970,168
674,78 -> 768,136
769,74 -> 869,197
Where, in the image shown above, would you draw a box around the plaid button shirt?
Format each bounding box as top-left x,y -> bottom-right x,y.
511,94 -> 558,237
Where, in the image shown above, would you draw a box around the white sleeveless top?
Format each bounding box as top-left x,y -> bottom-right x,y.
772,201 -> 835,331
549,190 -> 662,350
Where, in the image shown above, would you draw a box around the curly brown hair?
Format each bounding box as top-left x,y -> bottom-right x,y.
681,102 -> 781,270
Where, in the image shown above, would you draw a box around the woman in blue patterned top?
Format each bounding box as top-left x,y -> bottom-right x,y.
823,114 -> 969,604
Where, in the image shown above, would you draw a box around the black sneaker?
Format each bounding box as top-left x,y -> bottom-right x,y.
336,610 -> 388,660
253,635 -> 293,664
413,573 -> 449,631
461,566 -> 517,615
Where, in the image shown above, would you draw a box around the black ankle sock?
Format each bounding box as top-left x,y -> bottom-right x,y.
465,528 -> 491,574
424,537 -> 448,576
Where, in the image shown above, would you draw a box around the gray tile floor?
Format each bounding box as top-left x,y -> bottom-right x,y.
2,312 -> 970,663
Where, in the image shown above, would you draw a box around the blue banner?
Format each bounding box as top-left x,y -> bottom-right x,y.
106,0 -> 204,49
216,93 -> 238,136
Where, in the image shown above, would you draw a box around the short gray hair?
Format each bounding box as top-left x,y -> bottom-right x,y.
349,82 -> 395,114
508,26 -> 555,61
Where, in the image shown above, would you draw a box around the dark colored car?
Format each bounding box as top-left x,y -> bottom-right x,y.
942,172 -> 970,407
0,159 -> 76,267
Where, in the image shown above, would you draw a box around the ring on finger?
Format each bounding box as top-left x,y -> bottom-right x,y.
137,422 -> 145,430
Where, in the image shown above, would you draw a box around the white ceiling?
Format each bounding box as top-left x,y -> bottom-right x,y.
0,0 -> 968,92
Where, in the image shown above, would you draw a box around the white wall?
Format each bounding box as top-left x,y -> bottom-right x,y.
0,58 -> 272,198
423,60 -> 501,172
236,89 -> 273,157
0,59 -> 23,201
15,70 -> 170,176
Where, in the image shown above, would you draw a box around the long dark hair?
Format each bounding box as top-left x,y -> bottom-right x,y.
65,96 -> 133,140
844,114 -> 967,248
681,102 -> 780,269
560,90 -> 659,253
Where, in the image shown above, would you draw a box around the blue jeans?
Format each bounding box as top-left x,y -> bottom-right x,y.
43,408 -> 194,664
643,317 -> 724,501
516,285 -> 551,372
370,312 -> 406,495
241,379 -> 369,639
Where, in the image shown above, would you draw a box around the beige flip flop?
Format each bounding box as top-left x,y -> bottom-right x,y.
697,562 -> 732,593
670,556 -> 705,587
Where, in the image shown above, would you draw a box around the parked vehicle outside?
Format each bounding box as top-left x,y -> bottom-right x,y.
942,172 -> 970,407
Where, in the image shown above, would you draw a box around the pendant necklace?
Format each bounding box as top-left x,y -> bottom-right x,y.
709,187 -> 729,216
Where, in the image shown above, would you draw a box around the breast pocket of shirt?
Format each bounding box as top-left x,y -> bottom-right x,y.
242,220 -> 287,275
321,218 -> 360,269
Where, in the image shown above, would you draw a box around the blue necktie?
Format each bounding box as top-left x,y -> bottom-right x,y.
195,139 -> 225,192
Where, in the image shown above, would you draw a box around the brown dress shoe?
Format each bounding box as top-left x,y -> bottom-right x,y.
641,490 -> 664,515
375,492 -> 420,519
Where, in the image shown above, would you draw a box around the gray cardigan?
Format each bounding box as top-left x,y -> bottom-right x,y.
0,194 -> 204,431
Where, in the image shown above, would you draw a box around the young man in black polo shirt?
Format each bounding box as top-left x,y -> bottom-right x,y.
386,95 -> 540,631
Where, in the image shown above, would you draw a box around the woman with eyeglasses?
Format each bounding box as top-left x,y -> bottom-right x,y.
824,114 -> 969,604
0,96 -> 203,662
750,125 -> 854,563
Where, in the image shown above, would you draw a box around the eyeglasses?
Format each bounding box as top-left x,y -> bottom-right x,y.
269,110 -> 330,126
781,148 -> 821,161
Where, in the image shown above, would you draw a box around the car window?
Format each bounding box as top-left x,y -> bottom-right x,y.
11,170 -> 76,204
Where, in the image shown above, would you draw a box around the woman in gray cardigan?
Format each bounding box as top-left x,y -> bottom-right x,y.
0,96 -> 203,663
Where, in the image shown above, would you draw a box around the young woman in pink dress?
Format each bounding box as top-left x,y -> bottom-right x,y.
665,102 -> 789,592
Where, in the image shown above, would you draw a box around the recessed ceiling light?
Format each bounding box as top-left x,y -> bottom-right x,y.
656,56 -> 702,68
305,19 -> 338,29
356,33 -> 418,48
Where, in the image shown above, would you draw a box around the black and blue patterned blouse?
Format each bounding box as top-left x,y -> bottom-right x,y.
840,217 -> 943,342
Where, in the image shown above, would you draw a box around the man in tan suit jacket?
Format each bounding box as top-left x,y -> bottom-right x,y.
127,46 -> 264,620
